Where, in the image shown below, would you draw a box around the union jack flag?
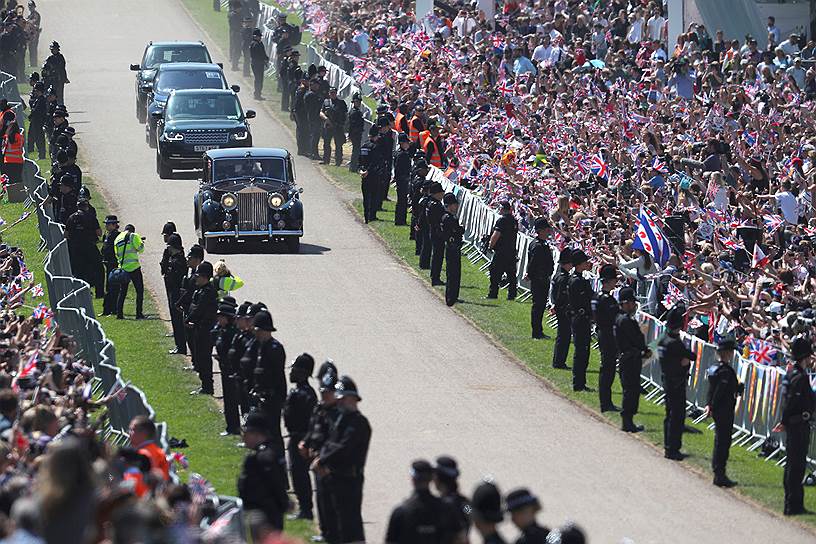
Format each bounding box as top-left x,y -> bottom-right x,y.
651,156 -> 668,174
762,214 -> 783,234
31,303 -> 50,320
188,473 -> 214,504
492,34 -> 504,49
588,153 -> 608,180
662,282 -> 686,308
747,336 -> 777,365
30,284 -> 44,298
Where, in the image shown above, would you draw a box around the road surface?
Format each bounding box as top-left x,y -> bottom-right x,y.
36,0 -> 815,542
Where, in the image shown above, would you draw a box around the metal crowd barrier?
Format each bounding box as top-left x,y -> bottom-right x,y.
21,159 -> 170,453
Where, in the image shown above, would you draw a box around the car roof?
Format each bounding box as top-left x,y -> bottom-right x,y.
147,41 -> 207,48
156,63 -> 223,72
206,148 -> 291,160
169,88 -> 236,96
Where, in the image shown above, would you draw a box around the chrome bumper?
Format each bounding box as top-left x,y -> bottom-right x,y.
203,229 -> 303,238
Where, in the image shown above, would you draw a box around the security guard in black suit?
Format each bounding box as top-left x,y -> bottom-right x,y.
594,264 -> 620,412
526,219 -> 554,340
213,302 -> 241,435
238,411 -> 291,531
187,261 -> 218,395
486,200 -> 518,300
410,160 -> 430,246
705,338 -> 742,487
433,456 -> 470,539
505,488 -> 550,544
249,309 -> 287,452
347,93 -> 364,172
426,183 -> 446,286
284,353 -> 317,520
441,192 -> 464,306
774,336 -> 816,515
393,133 -> 412,226
314,376 -> 371,544
615,287 -> 650,432
415,177 -> 432,264
550,249 -> 573,369
229,301 -> 255,416
567,249 -> 593,392
359,126 -> 383,223
101,215 -> 120,316
301,362 -> 340,543
162,233 -> 188,356
320,87 -> 348,166
385,459 -> 459,544
178,245 -> 205,369
249,29 -> 269,100
304,79 -> 324,159
658,306 -> 694,460
64,193 -> 103,298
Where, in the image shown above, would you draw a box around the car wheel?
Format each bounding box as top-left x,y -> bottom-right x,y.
156,150 -> 172,179
147,125 -> 157,149
136,97 -> 146,124
285,237 -> 301,254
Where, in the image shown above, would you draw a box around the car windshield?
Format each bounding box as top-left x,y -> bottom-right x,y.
166,95 -> 242,120
156,70 -> 225,93
213,158 -> 287,181
143,46 -> 210,68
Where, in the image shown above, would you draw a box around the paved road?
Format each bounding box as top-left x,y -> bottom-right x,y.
36,1 -> 815,542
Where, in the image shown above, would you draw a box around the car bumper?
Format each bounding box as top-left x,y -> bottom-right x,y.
203,228 -> 303,238
160,140 -> 251,166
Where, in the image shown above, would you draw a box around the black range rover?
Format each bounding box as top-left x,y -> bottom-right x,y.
154,89 -> 255,178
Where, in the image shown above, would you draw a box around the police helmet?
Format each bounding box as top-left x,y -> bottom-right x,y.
791,336 -> 813,361
252,309 -> 276,332
334,375 -> 361,400
599,264 -> 617,281
443,192 -> 458,206
290,353 -> 315,376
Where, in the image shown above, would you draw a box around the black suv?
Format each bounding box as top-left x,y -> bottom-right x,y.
130,41 -> 212,124
154,89 -> 255,178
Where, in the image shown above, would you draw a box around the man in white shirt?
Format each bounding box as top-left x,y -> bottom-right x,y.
759,181 -> 799,224
646,8 -> 665,43
532,34 -> 554,64
779,33 -> 800,57
767,16 -> 781,48
786,57 -> 807,90
650,41 -> 667,62
452,9 -> 476,37
353,24 -> 370,55
627,12 -> 644,45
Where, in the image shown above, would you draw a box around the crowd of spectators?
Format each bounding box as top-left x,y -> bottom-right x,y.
279,0 -> 816,366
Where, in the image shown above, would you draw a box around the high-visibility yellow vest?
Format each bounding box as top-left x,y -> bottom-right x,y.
114,231 -> 144,272
216,275 -> 244,297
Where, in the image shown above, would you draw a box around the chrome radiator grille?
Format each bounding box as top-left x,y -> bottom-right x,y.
237,188 -> 268,230
184,130 -> 229,145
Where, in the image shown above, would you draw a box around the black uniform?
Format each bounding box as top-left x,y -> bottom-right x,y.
347,105 -> 364,172
240,24 -> 254,77
441,209 -> 463,306
27,92 -> 47,159
319,409 -> 372,543
526,237 -> 554,339
567,271 -> 593,390
278,56 -> 294,111
188,281 -> 218,393
360,138 -> 389,223
385,489 -> 459,544
378,129 -> 395,207
551,268 -> 572,368
779,362 -> 816,515
42,50 -> 68,103
249,39 -> 269,99
177,268 -> 198,360
321,97 -> 348,166
614,311 -> 647,423
213,320 -> 240,433
516,523 -> 550,544
706,359 -> 740,479
303,87 -> 323,159
417,192 -> 433,268
161,250 -> 188,354
250,337 -> 287,449
237,440 -> 290,530
64,207 -> 103,297
426,197 -> 446,284
392,147 -> 412,225
227,0 -> 244,70
657,331 -> 694,455
303,403 -> 341,542
228,329 -> 254,416
284,380 -> 318,517
292,83 -> 309,155
410,175 -> 428,246
487,214 -> 518,299
101,228 -> 120,315
594,290 -> 620,409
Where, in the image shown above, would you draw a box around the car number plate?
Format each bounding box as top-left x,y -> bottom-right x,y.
194,145 -> 219,152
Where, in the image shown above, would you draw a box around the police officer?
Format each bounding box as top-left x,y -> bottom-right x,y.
228,301 -> 254,417
26,81 -> 46,159
227,0 -> 243,70
27,0 -> 41,67
291,77 -> 309,156
392,133 -> 412,226
594,264 -> 620,412
100,215 -> 120,316
385,459 -> 459,544
187,261 -> 218,395
359,125 -> 381,223
433,456 -> 470,540
161,232 -> 187,355
658,306 -> 694,459
238,411 -> 290,531
505,488 -> 549,544
240,16 -> 255,77
704,338 -> 742,487
283,353 -> 317,520
213,302 -> 241,435
64,191 -> 103,298
41,40 -> 67,103
249,29 -> 269,100
301,363 -> 340,543
304,78 -> 323,159
416,180 -> 435,268
526,219 -> 554,340
377,116 -> 396,209
773,336 -> 816,515
249,309 -> 287,450
486,200 -> 518,300
615,287 -> 650,432
314,375 -> 371,544
280,50 -> 300,112
441,192 -> 464,306
177,244 -> 204,362
471,481 -> 506,544
114,224 -> 145,320
550,249 -> 573,370
425,183 -> 446,286
410,161 -> 430,250
347,93 -> 364,172
567,249 -> 593,392
320,87 -> 347,166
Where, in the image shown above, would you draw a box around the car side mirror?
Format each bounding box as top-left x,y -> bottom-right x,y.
140,83 -> 152,92
217,62 -> 224,68
151,111 -> 163,119
298,187 -> 304,194
130,64 -> 140,71
231,84 -> 241,93
245,110 -> 256,119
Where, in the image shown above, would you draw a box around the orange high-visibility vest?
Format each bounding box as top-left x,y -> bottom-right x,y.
408,116 -> 421,142
418,130 -> 431,150
423,137 -> 442,167
394,112 -> 405,133
3,133 -> 23,163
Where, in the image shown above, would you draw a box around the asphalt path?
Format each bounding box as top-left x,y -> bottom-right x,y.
36,1 -> 815,542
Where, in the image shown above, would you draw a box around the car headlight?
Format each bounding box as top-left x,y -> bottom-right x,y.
156,100 -> 166,108
221,193 -> 238,210
166,131 -> 184,141
268,192 -> 285,209
231,130 -> 249,141
142,69 -> 157,80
